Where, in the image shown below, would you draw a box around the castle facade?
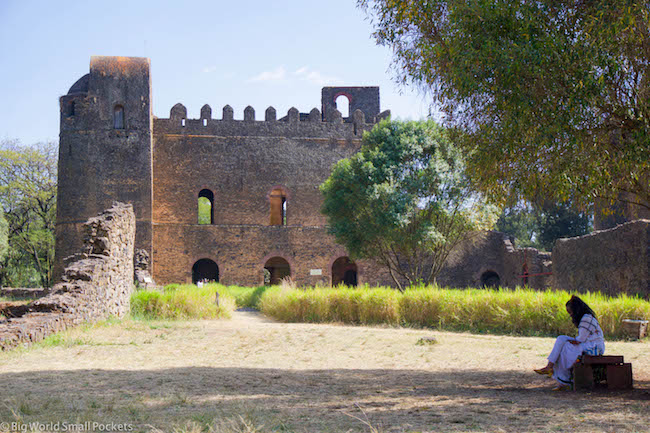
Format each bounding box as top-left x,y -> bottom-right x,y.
56,56 -> 396,286
56,56 -> 558,290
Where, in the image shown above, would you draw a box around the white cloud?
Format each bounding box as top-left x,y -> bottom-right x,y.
293,66 -> 341,86
202,66 -> 218,73
248,66 -> 287,82
246,65 -> 342,86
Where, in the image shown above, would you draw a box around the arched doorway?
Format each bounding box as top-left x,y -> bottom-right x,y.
332,256 -> 358,287
264,257 -> 291,285
192,259 -> 219,284
480,270 -> 500,288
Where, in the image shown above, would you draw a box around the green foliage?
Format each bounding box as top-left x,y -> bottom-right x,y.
0,140 -> 57,287
535,202 -> 592,251
198,197 -> 212,225
360,1 -> 650,212
260,285 -> 650,340
0,210 -> 8,264
496,201 -> 592,251
162,283 -> 270,309
321,119 -> 498,289
131,285 -> 236,320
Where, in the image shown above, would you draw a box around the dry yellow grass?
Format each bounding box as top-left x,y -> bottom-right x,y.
0,312 -> 648,432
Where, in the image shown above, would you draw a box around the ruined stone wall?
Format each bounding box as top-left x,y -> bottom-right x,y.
553,219 -> 650,297
152,216 -> 391,287
0,203 -> 135,351
150,98 -> 386,284
438,231 -> 552,289
55,56 -> 153,281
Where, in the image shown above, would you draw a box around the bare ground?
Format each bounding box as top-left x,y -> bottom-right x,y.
0,311 -> 648,432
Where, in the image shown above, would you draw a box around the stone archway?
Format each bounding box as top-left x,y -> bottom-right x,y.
192,259 -> 219,284
264,257 -> 291,285
480,270 -> 501,288
332,256 -> 358,287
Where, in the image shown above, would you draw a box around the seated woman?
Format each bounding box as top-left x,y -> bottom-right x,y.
534,295 -> 605,390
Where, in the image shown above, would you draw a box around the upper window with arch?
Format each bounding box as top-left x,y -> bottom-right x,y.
269,188 -> 287,226
113,105 -> 125,129
335,94 -> 350,118
198,189 -> 214,224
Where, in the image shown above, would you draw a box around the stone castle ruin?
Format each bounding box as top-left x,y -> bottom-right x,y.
1,203 -> 135,350
54,56 -> 650,296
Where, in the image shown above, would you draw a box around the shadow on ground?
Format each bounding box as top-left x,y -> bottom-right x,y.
0,367 -> 648,432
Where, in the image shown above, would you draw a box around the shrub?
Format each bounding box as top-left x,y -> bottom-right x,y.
131,285 -> 235,320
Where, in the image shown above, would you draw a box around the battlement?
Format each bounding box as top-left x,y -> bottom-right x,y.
56,56 -> 392,286
154,103 -> 391,138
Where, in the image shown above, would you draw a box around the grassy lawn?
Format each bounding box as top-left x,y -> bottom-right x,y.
0,311 -> 648,433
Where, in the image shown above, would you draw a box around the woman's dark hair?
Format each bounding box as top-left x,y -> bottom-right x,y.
566,295 -> 597,327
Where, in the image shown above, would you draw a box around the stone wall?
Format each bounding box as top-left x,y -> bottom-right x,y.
553,219 -> 650,297
149,87 -> 385,285
0,203 -> 135,351
438,231 -> 552,289
55,56 -> 153,281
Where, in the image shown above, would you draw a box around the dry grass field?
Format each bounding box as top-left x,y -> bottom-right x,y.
0,311 -> 648,433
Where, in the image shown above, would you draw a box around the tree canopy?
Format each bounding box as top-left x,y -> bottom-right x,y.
0,140 -> 57,287
496,201 -> 591,252
320,119 -> 497,290
360,1 -> 649,212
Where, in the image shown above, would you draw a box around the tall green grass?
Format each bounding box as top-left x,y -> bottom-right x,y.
131,285 -> 236,320
163,283 -> 270,309
259,285 -> 650,339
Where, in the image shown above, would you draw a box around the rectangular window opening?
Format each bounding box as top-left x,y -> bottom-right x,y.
282,198 -> 287,226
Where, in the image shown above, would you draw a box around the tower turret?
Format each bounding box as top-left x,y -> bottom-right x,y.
55,56 -> 153,279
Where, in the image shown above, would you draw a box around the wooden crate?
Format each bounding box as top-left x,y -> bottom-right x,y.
573,355 -> 633,391
622,319 -> 648,340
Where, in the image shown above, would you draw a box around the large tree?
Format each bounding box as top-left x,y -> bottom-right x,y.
496,201 -> 592,251
0,140 -> 57,287
321,119 -> 497,290
360,1 -> 649,212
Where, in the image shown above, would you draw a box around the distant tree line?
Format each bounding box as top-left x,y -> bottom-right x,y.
0,139 -> 57,288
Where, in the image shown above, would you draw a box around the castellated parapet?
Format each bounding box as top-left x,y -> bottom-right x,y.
55,56 -> 394,287
53,56 -> 650,295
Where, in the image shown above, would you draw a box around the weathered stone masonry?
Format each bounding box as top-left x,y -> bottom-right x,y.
54,56 -> 648,294
553,219 -> 650,297
0,203 -> 135,350
55,56 -> 396,287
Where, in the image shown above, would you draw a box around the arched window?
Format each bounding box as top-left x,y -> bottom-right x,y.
335,94 -> 350,118
264,257 -> 291,285
114,105 -> 125,129
192,259 -> 219,284
270,188 -> 287,226
332,256 -> 358,287
198,189 -> 214,224
67,101 -> 75,117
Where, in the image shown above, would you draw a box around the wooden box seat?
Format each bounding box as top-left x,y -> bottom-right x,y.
573,355 -> 633,390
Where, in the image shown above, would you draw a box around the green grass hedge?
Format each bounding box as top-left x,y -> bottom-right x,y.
131,285 -> 236,320
259,285 -> 650,339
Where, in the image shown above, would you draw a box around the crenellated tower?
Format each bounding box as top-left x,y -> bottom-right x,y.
55,56 -> 153,279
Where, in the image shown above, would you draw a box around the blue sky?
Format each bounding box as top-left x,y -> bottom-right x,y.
0,0 -> 432,144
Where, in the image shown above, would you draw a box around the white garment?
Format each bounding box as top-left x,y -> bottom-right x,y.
548,315 -> 605,385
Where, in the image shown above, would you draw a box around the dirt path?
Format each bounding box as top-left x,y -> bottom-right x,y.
0,311 -> 648,432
